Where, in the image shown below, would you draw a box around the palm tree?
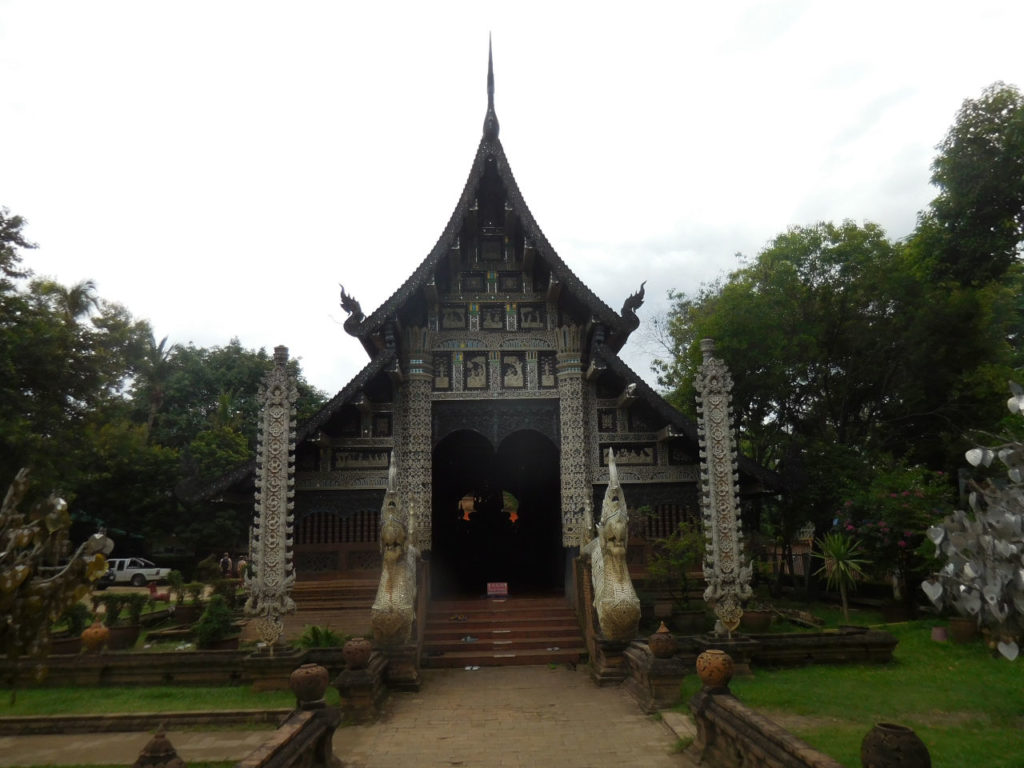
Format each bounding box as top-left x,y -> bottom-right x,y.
813,532 -> 868,622
140,335 -> 174,436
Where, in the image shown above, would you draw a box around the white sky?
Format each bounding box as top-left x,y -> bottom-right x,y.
3,1 -> 1023,395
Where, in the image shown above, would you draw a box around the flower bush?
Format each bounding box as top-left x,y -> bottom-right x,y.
837,462 -> 951,598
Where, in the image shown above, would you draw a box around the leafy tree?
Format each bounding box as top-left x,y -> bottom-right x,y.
0,206 -> 326,559
926,82 -> 1024,285
0,207 -> 33,287
656,217 -> 1016,542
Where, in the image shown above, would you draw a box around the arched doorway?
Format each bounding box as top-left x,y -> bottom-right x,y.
431,429 -> 562,597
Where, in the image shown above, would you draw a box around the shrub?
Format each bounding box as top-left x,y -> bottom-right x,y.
166,570 -> 185,605
57,602 -> 92,636
193,595 -> 235,648
295,625 -> 348,649
647,519 -> 704,610
211,578 -> 240,609
96,593 -> 128,627
124,592 -> 149,625
184,582 -> 205,605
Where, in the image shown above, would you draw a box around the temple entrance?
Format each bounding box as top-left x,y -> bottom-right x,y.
430,429 -> 563,597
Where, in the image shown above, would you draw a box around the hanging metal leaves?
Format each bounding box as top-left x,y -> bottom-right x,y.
922,384 -> 1024,661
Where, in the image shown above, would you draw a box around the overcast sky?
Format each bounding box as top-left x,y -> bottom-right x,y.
3,1 -> 1023,395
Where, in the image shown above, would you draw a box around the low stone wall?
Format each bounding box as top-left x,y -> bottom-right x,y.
0,709 -> 290,736
0,647 -> 348,690
677,628 -> 898,669
749,628 -> 898,666
688,687 -> 843,768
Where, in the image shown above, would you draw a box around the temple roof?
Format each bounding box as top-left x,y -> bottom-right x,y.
341,45 -> 645,356
594,347 -> 783,493
178,348 -> 397,503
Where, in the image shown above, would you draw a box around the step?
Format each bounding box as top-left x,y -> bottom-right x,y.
425,634 -> 584,654
422,646 -> 583,669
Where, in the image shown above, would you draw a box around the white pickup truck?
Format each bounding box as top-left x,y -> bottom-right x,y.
103,557 -> 171,587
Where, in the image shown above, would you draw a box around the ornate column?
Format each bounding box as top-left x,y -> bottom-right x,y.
402,327 -> 434,551
245,346 -> 298,647
557,325 -> 590,547
695,339 -> 752,635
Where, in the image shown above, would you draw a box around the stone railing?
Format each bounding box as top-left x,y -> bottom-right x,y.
688,686 -> 842,768
574,555 -> 634,685
236,706 -> 340,768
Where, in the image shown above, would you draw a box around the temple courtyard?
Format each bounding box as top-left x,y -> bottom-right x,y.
0,666 -> 697,768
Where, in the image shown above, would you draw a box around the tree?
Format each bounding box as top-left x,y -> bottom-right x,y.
812,532 -> 867,622
656,222 -> 917,524
0,207 -> 34,288
656,218 -> 1016,537
927,82 -> 1024,285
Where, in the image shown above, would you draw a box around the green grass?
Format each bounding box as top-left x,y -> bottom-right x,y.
0,685 -> 340,716
680,619 -> 1024,768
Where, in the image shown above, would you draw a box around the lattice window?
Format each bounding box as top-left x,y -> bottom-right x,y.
295,510 -> 381,545
636,504 -> 699,540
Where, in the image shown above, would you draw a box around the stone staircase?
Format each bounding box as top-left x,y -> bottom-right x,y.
422,596 -> 585,668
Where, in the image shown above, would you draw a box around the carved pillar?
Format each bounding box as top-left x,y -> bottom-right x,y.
245,346 -> 298,647
695,339 -> 752,634
557,325 -> 589,546
403,327 -> 433,551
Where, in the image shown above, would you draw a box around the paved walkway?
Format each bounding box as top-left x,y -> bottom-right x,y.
1,666 -> 697,767
336,666 -> 694,768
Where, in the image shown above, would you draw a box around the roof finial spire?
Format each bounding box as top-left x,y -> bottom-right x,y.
483,34 -> 499,140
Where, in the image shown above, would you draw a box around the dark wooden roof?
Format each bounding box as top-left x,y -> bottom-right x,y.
594,346 -> 784,493
344,51 -> 644,354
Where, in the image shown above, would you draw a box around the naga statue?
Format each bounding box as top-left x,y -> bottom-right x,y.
370,457 -> 419,646
620,281 -> 646,332
338,284 -> 365,336
583,449 -> 641,641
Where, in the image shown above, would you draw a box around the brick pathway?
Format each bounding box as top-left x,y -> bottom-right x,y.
0,666 -> 697,767
335,665 -> 695,768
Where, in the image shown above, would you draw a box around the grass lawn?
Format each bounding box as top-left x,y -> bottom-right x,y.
680,610 -> 1024,768
0,685 -> 339,716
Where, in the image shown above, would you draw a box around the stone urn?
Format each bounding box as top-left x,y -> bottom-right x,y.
695,649 -> 734,690
289,662 -> 330,705
648,622 -> 678,659
343,636 -> 373,670
861,722 -> 931,767
81,620 -> 110,654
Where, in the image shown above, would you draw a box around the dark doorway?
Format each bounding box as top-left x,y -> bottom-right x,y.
431,429 -> 562,597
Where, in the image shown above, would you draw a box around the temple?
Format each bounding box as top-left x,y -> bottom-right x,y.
204,46 -> 776,600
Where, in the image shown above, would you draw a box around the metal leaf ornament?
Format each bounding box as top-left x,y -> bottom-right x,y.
923,383 -> 1024,660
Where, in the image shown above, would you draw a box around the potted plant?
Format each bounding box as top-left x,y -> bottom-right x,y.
175,581 -> 206,624
193,594 -> 240,649
166,569 -> 185,606
50,602 -> 91,654
96,593 -> 140,649
812,531 -> 868,623
740,595 -> 775,633
647,519 -> 708,634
